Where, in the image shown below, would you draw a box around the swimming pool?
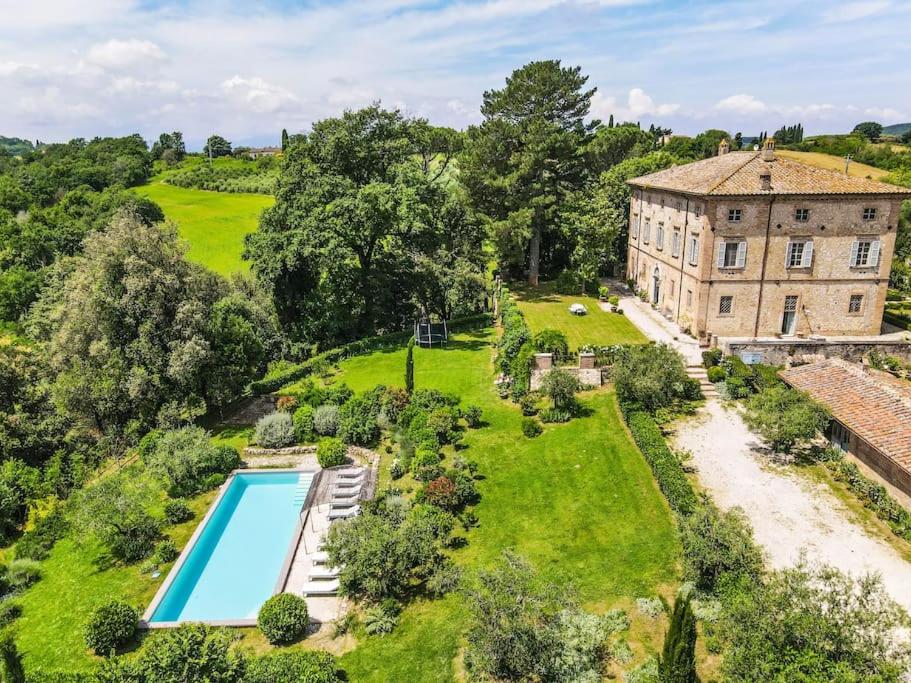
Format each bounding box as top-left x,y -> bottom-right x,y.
145,470 -> 315,625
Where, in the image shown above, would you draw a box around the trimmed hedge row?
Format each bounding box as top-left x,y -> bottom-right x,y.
495,287 -> 533,399
883,311 -> 911,331
250,313 -> 493,394
624,409 -> 697,516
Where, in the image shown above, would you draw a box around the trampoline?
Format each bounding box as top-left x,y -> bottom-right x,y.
414,319 -> 449,347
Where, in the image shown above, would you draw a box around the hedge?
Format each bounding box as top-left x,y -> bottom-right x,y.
624,409 -> 697,516
249,313 -> 493,394
495,288 -> 533,398
883,311 -> 911,331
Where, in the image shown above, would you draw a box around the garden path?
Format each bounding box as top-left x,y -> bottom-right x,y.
673,401 -> 911,613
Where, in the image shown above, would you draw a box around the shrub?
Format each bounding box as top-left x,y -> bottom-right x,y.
338,388 -> 384,446
707,366 -> 726,383
599,286 -> 609,299
258,593 -> 310,645
255,411 -> 295,448
723,375 -> 750,399
533,328 -> 569,361
426,407 -> 460,444
364,600 -> 400,635
608,295 -> 620,306
109,514 -> 161,563
152,539 -> 179,564
164,500 -> 193,525
317,438 -> 347,469
313,404 -> 340,436
275,395 -> 299,413
522,418 -> 542,438
84,601 -> 138,655
145,427 -> 241,497
15,507 -> 68,561
464,405 -> 483,428
744,385 -> 830,453
389,459 -> 405,480
519,394 -> 538,416
625,411 -> 696,515
539,408 -> 571,424
245,651 -> 341,683
423,476 -> 459,510
540,369 -> 581,410
411,447 -> 443,482
291,405 -> 315,444
614,343 -> 690,413
702,348 -> 722,368
5,559 -> 41,591
137,429 -> 163,460
0,601 -> 21,629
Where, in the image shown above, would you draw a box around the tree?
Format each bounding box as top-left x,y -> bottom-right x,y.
150,131 -> 185,162
585,124 -> 651,174
613,343 -> 690,413
540,368 -> 581,410
721,561 -> 911,682
679,504 -> 764,592
69,471 -> 160,562
411,122 -> 463,183
281,128 -> 289,151
0,631 -> 24,683
901,129 -> 911,144
405,337 -> 415,394
460,60 -> 597,284
245,105 -> 485,345
744,385 -> 829,453
853,121 -> 883,141
692,129 -> 732,158
659,593 -> 697,683
733,132 -> 743,150
204,135 -> 232,158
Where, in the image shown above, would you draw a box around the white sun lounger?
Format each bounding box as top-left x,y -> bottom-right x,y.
303,579 -> 339,596
334,478 -> 362,489
328,505 -> 360,520
337,469 -> 363,479
311,551 -> 329,564
309,566 -> 340,581
330,496 -> 358,507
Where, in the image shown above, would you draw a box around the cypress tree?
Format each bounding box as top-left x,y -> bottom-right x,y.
608,113 -> 614,128
659,594 -> 697,683
281,128 -> 289,151
0,632 -> 25,683
405,337 -> 415,394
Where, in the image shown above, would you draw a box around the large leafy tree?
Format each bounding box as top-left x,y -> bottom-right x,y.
245,105 -> 485,345
460,60 -> 597,284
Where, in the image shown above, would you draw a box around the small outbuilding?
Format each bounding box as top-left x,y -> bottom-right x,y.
780,358 -> 911,497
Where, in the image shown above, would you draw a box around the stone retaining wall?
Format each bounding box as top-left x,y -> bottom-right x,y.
721,339 -> 911,367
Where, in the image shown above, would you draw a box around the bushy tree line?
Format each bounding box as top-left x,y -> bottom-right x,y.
164,157 -> 278,194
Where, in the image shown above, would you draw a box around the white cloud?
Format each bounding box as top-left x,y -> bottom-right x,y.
822,0 -> 891,23
86,39 -> 166,69
220,76 -> 299,114
591,88 -> 679,122
714,94 -> 768,114
863,106 -> 907,122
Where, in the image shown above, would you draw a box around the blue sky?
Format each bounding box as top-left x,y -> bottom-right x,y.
0,0 -> 909,149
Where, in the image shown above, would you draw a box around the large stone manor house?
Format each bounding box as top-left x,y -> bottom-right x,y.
626,139 -> 911,343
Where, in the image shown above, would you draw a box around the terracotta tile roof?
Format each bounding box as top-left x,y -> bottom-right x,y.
780,358 -> 911,468
628,151 -> 911,196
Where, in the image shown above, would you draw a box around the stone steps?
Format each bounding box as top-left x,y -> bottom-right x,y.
687,365 -> 720,399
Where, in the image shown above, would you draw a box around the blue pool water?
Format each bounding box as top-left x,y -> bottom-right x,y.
149,471 -> 312,623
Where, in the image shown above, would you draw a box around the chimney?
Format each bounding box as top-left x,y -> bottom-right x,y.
759,168 -> 772,191
761,137 -> 776,162
718,139 -> 730,155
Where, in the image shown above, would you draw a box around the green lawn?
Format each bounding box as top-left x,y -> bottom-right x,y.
134,181 -> 273,276
328,329 -> 680,680
513,283 -> 647,350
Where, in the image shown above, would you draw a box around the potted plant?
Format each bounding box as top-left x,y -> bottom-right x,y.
598,286 -> 609,301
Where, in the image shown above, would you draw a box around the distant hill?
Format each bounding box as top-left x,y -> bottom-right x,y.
0,136 -> 34,155
882,123 -> 911,136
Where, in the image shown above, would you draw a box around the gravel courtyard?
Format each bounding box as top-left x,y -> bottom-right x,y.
673,400 -> 911,612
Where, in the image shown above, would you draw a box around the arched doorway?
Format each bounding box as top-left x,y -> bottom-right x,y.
652,266 -> 661,305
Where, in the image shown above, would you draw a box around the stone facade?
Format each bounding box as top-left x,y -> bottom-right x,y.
626,144 -> 910,342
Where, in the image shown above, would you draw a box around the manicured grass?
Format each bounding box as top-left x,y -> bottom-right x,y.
330,329 -> 680,680
14,481 -> 217,673
512,283 -> 647,350
776,150 -> 890,180
134,181 -> 273,276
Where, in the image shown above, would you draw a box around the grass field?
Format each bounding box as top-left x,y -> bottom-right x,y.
512,283 -> 647,350
134,181 -> 273,276
776,149 -> 890,180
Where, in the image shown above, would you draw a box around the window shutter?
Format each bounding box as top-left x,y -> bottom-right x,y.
802,241 -> 814,267
785,242 -> 794,268
870,240 -> 881,267
716,242 -> 726,268
850,240 -> 860,267
736,241 -> 747,268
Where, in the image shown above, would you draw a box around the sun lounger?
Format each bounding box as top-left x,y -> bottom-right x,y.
302,579 -> 339,596
328,505 -> 360,520
337,469 -> 363,479
311,551 -> 329,564
309,566 -> 339,581
334,477 -> 362,488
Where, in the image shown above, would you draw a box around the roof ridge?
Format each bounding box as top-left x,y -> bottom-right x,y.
705,151 -> 760,195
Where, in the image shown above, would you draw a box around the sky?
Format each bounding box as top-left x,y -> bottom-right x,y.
1,0 -> 909,150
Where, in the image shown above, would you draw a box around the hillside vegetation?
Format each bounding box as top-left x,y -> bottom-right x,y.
776,149 -> 890,180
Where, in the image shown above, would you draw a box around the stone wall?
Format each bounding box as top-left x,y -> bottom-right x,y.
721,338 -> 911,367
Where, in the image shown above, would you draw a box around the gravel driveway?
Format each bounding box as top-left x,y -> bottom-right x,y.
673,400 -> 911,612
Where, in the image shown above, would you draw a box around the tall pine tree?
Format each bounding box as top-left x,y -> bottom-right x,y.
659,594 -> 697,683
